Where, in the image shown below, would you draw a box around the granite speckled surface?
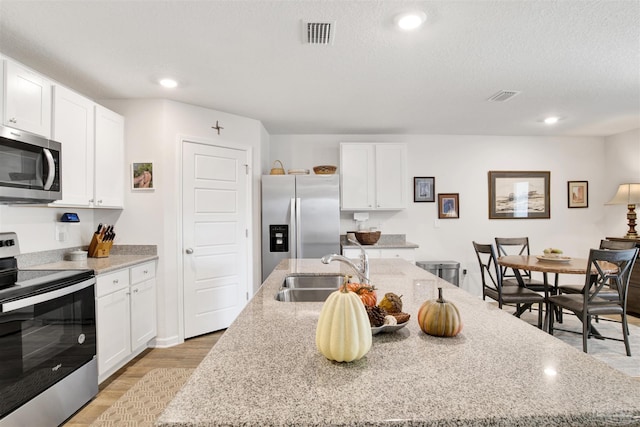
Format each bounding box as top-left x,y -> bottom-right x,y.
156,259 -> 640,427
19,245 -> 157,274
341,233 -> 419,249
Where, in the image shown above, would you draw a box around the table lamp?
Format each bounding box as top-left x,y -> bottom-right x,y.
606,183 -> 640,239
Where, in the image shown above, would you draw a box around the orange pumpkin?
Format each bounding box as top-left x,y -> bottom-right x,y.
346,283 -> 377,307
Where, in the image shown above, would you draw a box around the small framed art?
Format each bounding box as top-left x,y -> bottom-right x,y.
414,177 -> 435,202
568,181 -> 588,208
438,193 -> 459,218
132,162 -> 154,190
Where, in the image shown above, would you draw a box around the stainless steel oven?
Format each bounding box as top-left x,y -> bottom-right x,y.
0,125 -> 62,204
0,232 -> 96,427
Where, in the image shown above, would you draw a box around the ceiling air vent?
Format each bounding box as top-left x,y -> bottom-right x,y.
303,21 -> 335,45
487,90 -> 521,102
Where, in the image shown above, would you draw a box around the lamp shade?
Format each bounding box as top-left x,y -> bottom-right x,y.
606,183 -> 640,205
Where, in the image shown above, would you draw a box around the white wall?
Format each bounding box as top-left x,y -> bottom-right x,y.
270,132 -> 639,296
0,205 -> 98,252
99,98 -> 266,347
603,128 -> 640,236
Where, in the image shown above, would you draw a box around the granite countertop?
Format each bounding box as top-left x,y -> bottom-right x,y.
18,245 -> 158,275
157,259 -> 640,426
341,233 -> 419,249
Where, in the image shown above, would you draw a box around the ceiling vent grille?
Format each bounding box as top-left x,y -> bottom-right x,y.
487,90 -> 521,102
303,21 -> 335,45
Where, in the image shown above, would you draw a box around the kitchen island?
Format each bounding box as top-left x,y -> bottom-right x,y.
157,259 -> 640,426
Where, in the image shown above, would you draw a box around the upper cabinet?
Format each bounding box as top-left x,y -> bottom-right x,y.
51,85 -> 95,207
51,88 -> 124,209
340,143 -> 408,210
94,105 -> 124,208
3,60 -> 52,138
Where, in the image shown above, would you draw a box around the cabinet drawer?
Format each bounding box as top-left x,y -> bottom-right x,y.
379,249 -> 415,263
96,269 -> 130,297
131,261 -> 156,284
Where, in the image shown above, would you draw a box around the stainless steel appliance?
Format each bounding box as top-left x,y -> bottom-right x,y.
0,232 -> 97,427
261,174 -> 340,281
0,125 -> 62,204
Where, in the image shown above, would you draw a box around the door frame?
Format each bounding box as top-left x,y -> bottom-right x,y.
176,134 -> 253,342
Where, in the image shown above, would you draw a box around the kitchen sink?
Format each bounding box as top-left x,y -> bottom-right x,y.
274,288 -> 336,302
275,274 -> 345,302
281,274 -> 344,289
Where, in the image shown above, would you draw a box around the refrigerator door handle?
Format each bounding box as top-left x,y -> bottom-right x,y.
295,197 -> 302,257
290,198 -> 297,258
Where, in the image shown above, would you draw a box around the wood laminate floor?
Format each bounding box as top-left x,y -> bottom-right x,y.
64,314 -> 640,426
64,331 -> 224,427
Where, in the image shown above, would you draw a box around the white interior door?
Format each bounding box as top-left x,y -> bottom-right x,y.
183,141 -> 249,338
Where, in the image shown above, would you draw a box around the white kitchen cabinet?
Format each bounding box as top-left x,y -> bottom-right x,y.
340,143 -> 407,210
96,260 -> 157,383
3,59 -> 51,138
342,247 -> 416,264
94,105 -> 124,208
130,262 -> 157,351
51,85 -> 95,206
96,268 -> 131,380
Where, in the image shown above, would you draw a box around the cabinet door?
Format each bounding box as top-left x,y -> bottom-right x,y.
94,105 -> 124,208
131,278 -> 157,351
340,143 -> 375,210
51,86 -> 95,206
3,60 -> 51,138
379,248 -> 415,264
375,144 -> 407,209
96,287 -> 131,377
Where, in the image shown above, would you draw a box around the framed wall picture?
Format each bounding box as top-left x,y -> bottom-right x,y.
132,162 -> 154,190
568,180 -> 588,208
438,193 -> 459,218
414,177 -> 435,202
488,171 -> 550,219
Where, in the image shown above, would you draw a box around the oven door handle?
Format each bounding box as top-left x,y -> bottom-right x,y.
1,278 -> 95,313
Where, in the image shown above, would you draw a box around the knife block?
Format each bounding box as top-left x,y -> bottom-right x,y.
88,234 -> 113,258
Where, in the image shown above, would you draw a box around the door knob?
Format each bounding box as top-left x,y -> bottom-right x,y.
185,248 -> 194,254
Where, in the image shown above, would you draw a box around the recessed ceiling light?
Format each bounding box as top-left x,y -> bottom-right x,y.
543,116 -> 561,125
159,78 -> 178,88
395,11 -> 427,31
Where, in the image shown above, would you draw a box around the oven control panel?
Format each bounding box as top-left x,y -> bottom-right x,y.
0,232 -> 20,258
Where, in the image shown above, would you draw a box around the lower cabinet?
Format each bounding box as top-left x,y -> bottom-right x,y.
96,261 -> 157,383
342,248 -> 416,264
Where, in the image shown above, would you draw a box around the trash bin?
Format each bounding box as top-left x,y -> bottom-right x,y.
416,261 -> 460,286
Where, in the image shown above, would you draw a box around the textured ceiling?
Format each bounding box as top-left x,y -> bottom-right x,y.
0,0 -> 639,137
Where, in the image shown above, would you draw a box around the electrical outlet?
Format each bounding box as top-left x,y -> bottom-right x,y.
55,223 -> 68,242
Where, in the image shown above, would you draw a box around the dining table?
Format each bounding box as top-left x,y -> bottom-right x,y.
497,254 -> 618,332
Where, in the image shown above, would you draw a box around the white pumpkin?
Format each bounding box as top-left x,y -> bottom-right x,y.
315,282 -> 372,362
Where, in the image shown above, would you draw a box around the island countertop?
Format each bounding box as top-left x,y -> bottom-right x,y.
157,259 -> 640,426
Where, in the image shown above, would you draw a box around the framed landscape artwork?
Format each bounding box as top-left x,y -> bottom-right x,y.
414,177 -> 435,202
438,193 -> 459,218
568,181 -> 588,208
488,171 -> 550,219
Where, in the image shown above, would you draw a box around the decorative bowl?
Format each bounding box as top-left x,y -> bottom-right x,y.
354,231 -> 381,245
313,165 -> 337,175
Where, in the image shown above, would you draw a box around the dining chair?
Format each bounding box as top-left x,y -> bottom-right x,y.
557,240 -> 637,298
494,237 -> 546,293
472,241 -> 544,328
548,247 -> 639,356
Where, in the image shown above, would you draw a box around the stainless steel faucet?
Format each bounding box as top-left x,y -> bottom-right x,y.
321,238 -> 370,284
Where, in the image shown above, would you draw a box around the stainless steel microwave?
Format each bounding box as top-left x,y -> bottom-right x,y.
0,125 -> 61,204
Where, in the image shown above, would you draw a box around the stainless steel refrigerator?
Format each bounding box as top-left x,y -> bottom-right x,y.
261,174 -> 340,281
